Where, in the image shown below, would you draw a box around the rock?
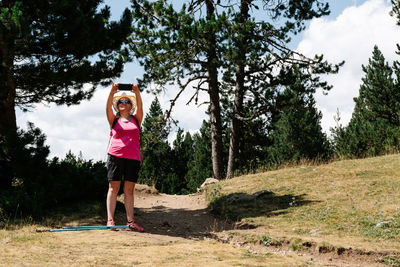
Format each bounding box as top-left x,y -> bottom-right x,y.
197,178 -> 219,192
201,178 -> 219,188
227,193 -> 254,203
375,220 -> 392,228
227,190 -> 273,203
135,184 -> 159,194
234,221 -> 256,229
253,190 -> 273,197
309,229 -> 320,236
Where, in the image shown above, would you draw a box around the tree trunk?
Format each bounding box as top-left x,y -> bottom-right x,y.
0,29 -> 17,189
208,75 -> 224,180
226,65 -> 245,178
226,0 -> 249,179
0,71 -> 17,132
206,0 -> 224,179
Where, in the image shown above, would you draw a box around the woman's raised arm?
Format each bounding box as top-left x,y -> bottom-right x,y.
132,84 -> 143,126
106,83 -> 118,128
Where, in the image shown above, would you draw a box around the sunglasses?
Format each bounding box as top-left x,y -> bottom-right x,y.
118,100 -> 131,105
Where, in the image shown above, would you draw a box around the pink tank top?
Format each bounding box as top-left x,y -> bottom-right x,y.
108,116 -> 141,161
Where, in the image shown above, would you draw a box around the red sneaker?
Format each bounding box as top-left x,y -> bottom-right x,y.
127,221 -> 144,232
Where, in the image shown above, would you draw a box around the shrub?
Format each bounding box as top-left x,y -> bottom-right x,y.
0,123 -> 107,220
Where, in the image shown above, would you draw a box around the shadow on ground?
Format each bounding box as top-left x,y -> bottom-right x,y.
33,190 -> 316,240
208,190 -> 318,221
113,199 -> 234,239
111,190 -> 317,239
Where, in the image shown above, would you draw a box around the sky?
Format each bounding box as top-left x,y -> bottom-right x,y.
16,0 -> 400,161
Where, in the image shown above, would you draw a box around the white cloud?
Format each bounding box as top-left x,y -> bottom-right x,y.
297,0 -> 400,134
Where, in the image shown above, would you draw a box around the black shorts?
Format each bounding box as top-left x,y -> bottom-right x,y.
107,154 -> 141,183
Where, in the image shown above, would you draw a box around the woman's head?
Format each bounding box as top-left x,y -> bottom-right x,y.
117,97 -> 132,112
113,93 -> 136,115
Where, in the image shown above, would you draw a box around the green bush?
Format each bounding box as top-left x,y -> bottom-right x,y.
0,123 -> 107,220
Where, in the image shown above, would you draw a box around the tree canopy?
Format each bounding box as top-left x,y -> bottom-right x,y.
391,0 -> 400,25
0,0 -> 133,189
332,45 -> 400,157
130,0 -> 341,179
0,0 -> 133,131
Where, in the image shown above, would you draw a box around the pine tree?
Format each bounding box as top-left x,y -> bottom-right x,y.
0,1 -> 132,188
139,97 -> 172,191
171,129 -> 194,193
129,0 -> 340,179
233,115 -> 271,174
223,0 -> 341,178
0,1 -> 132,130
185,120 -> 213,193
131,0 -> 226,179
356,46 -> 400,125
391,0 -> 400,25
332,46 -> 400,157
268,84 -> 331,164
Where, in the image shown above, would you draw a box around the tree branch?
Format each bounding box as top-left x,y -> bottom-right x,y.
234,105 -> 272,121
165,75 -> 207,119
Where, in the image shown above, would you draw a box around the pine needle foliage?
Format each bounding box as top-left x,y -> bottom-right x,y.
332,46 -> 400,158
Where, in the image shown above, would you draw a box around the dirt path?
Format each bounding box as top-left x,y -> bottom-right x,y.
115,185 -> 234,239
109,185 -> 387,267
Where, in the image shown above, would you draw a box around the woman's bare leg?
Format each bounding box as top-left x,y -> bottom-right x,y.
106,181 -> 121,221
123,181 -> 136,222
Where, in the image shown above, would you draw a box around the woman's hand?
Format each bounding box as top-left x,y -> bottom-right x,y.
131,84 -> 139,94
111,83 -> 119,95
131,83 -> 143,125
107,83 -> 119,127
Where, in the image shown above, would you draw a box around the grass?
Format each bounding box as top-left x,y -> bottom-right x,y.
205,153 -> 400,252
2,154 -> 400,266
1,200 -> 105,231
383,255 -> 400,266
0,226 -> 309,266
0,199 -> 308,266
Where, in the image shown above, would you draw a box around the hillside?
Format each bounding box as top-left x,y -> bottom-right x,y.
1,154 -> 400,266
205,153 -> 400,265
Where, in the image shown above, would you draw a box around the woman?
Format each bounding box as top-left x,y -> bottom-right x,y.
105,82 -> 144,232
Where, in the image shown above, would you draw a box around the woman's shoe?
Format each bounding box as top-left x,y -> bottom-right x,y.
107,219 -> 118,231
127,221 -> 144,232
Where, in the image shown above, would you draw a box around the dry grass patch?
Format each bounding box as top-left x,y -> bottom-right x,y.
206,154 -> 400,252
0,196 -> 310,266
0,226 -> 309,266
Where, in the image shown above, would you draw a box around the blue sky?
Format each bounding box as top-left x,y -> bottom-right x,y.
104,0 -> 368,78
17,0 -> 400,161
105,1 -> 366,45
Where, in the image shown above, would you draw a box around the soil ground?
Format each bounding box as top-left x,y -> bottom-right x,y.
0,184 -> 393,266
119,185 -> 234,239
113,185 -> 388,266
